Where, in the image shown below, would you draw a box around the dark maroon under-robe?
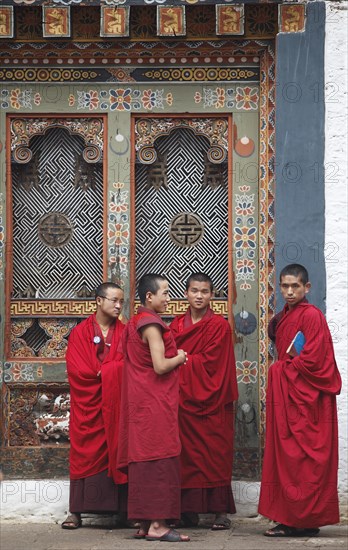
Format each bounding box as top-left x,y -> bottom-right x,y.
117,307 -> 181,520
171,308 -> 238,514
66,314 -> 127,513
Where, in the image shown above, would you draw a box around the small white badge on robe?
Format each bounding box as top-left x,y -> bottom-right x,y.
93,336 -> 101,344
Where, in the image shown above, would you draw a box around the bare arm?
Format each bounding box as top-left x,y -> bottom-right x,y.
141,324 -> 186,375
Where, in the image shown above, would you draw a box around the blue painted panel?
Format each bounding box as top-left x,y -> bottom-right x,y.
275,2 -> 326,312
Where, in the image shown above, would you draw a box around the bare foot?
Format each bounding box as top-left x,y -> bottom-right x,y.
147,520 -> 170,538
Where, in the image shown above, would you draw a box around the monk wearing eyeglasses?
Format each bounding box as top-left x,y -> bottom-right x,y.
62,282 -> 127,529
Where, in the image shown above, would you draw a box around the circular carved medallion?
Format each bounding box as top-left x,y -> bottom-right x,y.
169,213 -> 204,248
38,212 -> 73,248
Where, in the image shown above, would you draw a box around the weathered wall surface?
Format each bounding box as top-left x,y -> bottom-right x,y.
324,0 -> 348,521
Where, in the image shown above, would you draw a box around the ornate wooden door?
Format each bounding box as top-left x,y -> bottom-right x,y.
133,116 -> 232,321
2,116 -> 105,477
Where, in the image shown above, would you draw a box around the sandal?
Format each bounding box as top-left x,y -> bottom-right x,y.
61,514 -> 82,530
145,529 -> 190,542
264,524 -> 320,537
211,515 -> 231,531
133,530 -> 146,539
133,521 -> 150,539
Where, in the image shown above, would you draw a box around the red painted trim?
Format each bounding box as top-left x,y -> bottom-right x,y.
102,114 -> 108,282
130,114 -> 136,316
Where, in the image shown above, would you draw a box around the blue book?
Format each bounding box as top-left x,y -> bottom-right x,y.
286,331 -> 306,357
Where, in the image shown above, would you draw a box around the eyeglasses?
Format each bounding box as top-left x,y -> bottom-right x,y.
98,295 -> 124,305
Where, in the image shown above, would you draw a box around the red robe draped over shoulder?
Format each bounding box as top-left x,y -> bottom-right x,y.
66,314 -> 127,484
117,307 -> 181,470
170,308 -> 238,488
258,301 -> 341,528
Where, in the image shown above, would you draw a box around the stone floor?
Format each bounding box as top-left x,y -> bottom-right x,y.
0,518 -> 346,550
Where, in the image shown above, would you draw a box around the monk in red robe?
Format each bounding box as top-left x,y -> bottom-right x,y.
62,283 -> 127,529
117,273 -> 190,542
259,264 -> 341,537
170,273 -> 238,530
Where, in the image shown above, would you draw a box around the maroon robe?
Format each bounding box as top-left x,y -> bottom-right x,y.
66,314 -> 127,513
171,308 -> 238,513
258,301 -> 341,528
117,307 -> 181,519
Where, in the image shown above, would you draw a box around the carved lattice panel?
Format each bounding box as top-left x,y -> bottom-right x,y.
135,127 -> 228,298
10,318 -> 79,358
8,387 -> 70,447
11,126 -> 103,299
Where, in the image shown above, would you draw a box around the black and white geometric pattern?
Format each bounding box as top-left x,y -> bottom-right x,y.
12,127 -> 103,299
135,127 -> 228,298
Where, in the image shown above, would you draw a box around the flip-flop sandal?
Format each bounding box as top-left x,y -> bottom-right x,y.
145,529 -> 190,542
211,516 -> 231,530
133,530 -> 147,539
61,514 -> 82,530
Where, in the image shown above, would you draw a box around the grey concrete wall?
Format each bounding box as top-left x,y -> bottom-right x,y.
275,1 -> 326,312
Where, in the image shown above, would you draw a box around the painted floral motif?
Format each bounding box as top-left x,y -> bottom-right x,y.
235,194 -> 255,216
109,182 -> 129,215
236,360 -> 258,384
113,182 -> 125,190
142,89 -> 165,110
109,201 -> 128,215
193,87 -> 234,109
131,89 -> 142,110
34,93 -> 41,106
0,90 -> 10,109
240,282 -> 252,291
77,90 -> 99,110
194,91 -> 202,104
3,362 -> 36,383
108,183 -> 130,282
235,86 -> 259,110
166,92 -> 173,106
10,89 -> 22,110
108,221 -> 130,247
203,87 -> 225,108
236,259 -> 256,281
73,88 -> 171,111
194,86 -> 259,111
12,89 -> 33,109
110,88 -> 132,111
0,89 -> 35,110
234,226 -> 257,250
239,185 -> 251,192
234,185 -> 257,290
226,88 -> 234,108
